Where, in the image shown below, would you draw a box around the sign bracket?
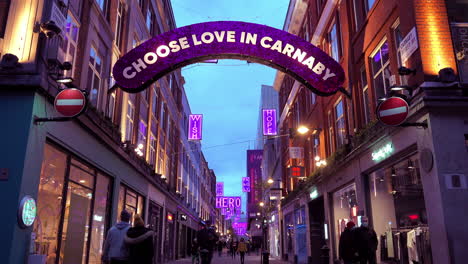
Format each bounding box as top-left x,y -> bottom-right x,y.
34,115 -> 74,124
399,121 -> 428,129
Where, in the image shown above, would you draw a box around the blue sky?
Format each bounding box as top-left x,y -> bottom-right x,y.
172,0 -> 289,218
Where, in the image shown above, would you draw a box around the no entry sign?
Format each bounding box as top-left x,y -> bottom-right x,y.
54,88 -> 86,117
377,97 -> 409,126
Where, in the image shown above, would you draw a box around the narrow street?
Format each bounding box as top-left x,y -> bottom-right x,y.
167,251 -> 288,264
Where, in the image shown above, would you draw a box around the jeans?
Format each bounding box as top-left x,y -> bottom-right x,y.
200,250 -> 213,264
240,252 -> 245,264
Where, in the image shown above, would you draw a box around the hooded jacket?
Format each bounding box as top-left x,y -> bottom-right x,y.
124,226 -> 154,264
102,222 -> 131,262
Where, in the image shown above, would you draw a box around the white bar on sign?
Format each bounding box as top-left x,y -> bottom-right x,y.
56,99 -> 84,106
380,106 -> 406,117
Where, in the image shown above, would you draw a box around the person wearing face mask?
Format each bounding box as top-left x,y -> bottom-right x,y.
354,216 -> 378,264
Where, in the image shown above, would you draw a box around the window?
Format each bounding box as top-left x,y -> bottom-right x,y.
353,0 -> 363,31
311,91 -> 316,105
118,185 -> 145,221
138,119 -> 147,156
96,0 -> 108,14
149,133 -> 156,165
125,99 -> 135,142
365,0 -> 376,13
115,0 -> 124,48
328,20 -> 341,61
107,52 -> 118,120
88,47 -> 102,107
0,0 -> 10,38
335,100 -> 346,148
392,21 -> 408,85
147,8 -> 155,34
302,14 -> 310,42
371,41 -> 392,101
361,67 -> 371,124
327,111 -> 334,154
59,14 -> 79,78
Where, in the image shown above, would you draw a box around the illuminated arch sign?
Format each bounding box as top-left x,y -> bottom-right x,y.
113,21 -> 345,96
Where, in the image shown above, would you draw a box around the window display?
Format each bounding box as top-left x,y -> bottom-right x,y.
332,183 -> 357,258
368,154 -> 432,264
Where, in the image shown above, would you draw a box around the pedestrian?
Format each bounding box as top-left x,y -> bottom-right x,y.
196,220 -> 219,264
101,210 -> 131,264
339,221 -> 358,264
191,238 -> 200,264
217,240 -> 223,256
354,217 -> 378,264
230,240 -> 236,259
237,238 -> 248,264
124,214 -> 154,264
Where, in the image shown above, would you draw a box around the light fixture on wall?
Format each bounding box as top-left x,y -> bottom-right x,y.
391,167 -> 397,177
408,160 -> 415,170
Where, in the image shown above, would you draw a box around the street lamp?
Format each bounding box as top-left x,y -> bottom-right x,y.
267,178 -> 274,184
297,126 -> 310,135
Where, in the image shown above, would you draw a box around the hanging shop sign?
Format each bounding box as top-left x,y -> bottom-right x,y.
242,177 -> 251,192
18,195 -> 37,228
290,166 -> 305,178
371,142 -> 394,162
113,21 -> 345,96
54,88 -> 87,117
188,114 -> 203,140
289,147 -> 304,159
216,196 -> 242,208
180,214 -> 187,221
376,97 -> 409,126
450,23 -> 468,83
262,109 -> 277,136
216,182 -> 224,196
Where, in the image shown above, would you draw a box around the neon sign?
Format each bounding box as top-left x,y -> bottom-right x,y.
216,182 -> 224,196
216,196 -> 242,208
262,109 -> 277,135
371,142 -> 393,162
113,21 -> 345,96
242,177 -> 250,192
188,114 -> 202,140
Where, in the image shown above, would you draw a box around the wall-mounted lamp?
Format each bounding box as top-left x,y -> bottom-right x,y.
389,85 -> 414,96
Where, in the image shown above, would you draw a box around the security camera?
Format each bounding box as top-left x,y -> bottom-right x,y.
40,21 -> 61,38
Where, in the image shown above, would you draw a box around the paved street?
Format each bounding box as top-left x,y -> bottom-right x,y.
167,251 -> 288,264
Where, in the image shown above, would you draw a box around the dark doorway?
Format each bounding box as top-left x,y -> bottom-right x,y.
308,197 -> 325,264
148,201 -> 163,263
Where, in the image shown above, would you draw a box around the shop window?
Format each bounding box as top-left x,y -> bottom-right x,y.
370,40 -> 392,101
335,100 -> 345,148
88,47 -> 103,108
59,13 -> 79,78
33,143 -> 112,264
118,184 -> 145,221
332,183 -> 357,259
367,155 -> 430,263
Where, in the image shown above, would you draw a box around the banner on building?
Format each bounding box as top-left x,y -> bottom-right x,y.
216,196 -> 242,208
242,177 -> 251,192
451,23 -> 468,83
290,166 -> 305,178
188,114 -> 203,140
289,147 -> 304,159
262,109 -> 277,136
247,150 -> 263,212
216,182 -> 224,196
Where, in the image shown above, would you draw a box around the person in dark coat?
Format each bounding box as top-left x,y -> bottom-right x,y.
354,217 -> 378,264
196,220 -> 219,264
339,221 -> 357,264
124,214 -> 154,264
217,240 -> 223,256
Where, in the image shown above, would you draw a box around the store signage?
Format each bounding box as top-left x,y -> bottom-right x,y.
18,195 -> 37,228
289,147 -> 304,159
371,143 -> 393,162
113,21 -> 345,96
54,88 -> 86,117
269,189 -> 282,200
216,182 -> 224,196
399,27 -> 419,64
188,114 -> 203,140
216,196 -> 242,208
242,177 -> 251,192
180,214 -> 187,221
309,187 -> 318,200
262,109 -> 277,136
450,23 -> 468,83
376,97 -> 409,126
290,166 -> 304,178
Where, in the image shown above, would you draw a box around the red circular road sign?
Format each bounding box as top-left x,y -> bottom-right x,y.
376,97 -> 409,126
54,88 -> 86,117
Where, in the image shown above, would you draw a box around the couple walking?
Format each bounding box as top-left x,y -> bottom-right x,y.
101,210 -> 154,264
339,216 -> 378,264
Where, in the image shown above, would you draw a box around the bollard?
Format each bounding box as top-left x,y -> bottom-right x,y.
320,245 -> 330,264
262,251 -> 270,264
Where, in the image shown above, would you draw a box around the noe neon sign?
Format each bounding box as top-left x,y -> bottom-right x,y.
216,196 -> 242,208
113,21 -> 345,96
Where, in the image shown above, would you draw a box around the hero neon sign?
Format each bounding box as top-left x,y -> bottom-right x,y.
216,196 -> 242,208
113,21 -> 345,96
